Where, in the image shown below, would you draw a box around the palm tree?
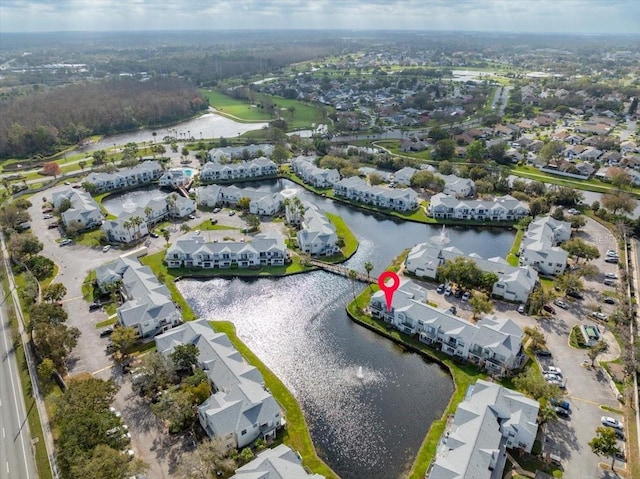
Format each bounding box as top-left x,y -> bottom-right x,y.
130,216 -> 144,239
163,229 -> 171,246
123,219 -> 133,242
364,262 -> 373,283
348,269 -> 358,301
144,206 -> 153,228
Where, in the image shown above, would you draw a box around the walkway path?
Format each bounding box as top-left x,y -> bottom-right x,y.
308,259 -> 375,284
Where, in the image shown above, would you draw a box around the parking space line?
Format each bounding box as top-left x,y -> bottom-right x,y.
569,396 -> 601,406
92,364 -> 114,375
61,296 -> 83,303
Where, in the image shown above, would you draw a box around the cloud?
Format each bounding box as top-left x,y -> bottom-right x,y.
0,0 -> 638,33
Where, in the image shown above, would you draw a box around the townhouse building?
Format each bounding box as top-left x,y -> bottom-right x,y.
294,203 -> 340,256
428,193 -> 529,221
156,320 -> 283,450
519,216 -> 571,276
405,242 -> 538,304
291,156 -> 340,188
200,157 -> 278,183
83,160 -> 163,193
231,444 -> 324,479
440,175 -> 475,198
208,144 -> 274,163
427,380 -> 539,479
51,187 -> 103,230
333,176 -> 418,212
370,280 -> 525,375
95,256 -> 182,338
159,169 -> 192,188
196,185 -> 284,216
165,232 -> 288,269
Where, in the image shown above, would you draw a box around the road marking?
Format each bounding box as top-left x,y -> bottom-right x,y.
570,396 -> 601,406
92,364 -> 114,375
61,296 -> 83,303
2,427 -> 5,438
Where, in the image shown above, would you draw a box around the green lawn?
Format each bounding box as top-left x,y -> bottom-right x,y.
194,220 -> 240,231
201,89 -> 327,129
506,227 -> 524,267
210,321 -> 338,479
325,212 -> 358,261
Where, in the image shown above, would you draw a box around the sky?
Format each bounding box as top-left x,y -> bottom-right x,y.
0,0 -> 638,34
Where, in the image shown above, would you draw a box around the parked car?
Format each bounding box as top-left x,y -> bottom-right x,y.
89,302 -> 102,312
555,406 -> 570,418
228,210 -> 236,216
102,245 -> 111,253
517,304 -> 526,314
604,272 -> 618,279
213,207 -> 221,213
99,327 -> 114,338
150,232 -> 159,238
210,218 -> 218,225
444,285 -> 452,296
567,208 -> 580,215
566,290 -> 584,300
436,284 -> 445,294
534,349 -> 552,357
606,250 -> 618,257
453,289 -> 463,298
462,291 -> 471,301
546,366 -> 562,375
592,311 -> 608,321
601,416 -> 623,430
553,299 -> 569,309
544,373 -> 562,381
43,213 -> 53,219
543,304 -> 556,314
447,306 -> 457,315
60,238 -> 73,246
47,222 -> 59,229
604,279 -> 617,287
603,297 -> 616,305
550,398 -> 570,411
605,257 -> 619,264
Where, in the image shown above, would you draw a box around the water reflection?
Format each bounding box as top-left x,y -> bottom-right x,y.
174,186 -> 515,478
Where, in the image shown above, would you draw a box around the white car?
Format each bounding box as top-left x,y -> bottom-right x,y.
444,286 -> 452,296
592,311 -> 608,321
544,373 -> 562,381
553,299 -> 569,309
606,250 -> 619,258
601,416 -> 623,430
604,272 -> 618,279
109,406 -> 121,418
102,245 -> 111,253
546,366 -> 562,375
567,208 -> 580,215
517,304 -> 526,314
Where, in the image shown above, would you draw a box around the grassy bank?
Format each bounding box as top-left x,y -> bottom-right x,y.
325,212 -> 358,261
506,226 -> 524,267
210,320 -> 338,479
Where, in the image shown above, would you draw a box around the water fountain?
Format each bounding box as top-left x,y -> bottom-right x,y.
431,225 -> 450,245
356,366 -> 364,380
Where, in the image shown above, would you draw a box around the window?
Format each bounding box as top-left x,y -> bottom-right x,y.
241,429 -> 247,435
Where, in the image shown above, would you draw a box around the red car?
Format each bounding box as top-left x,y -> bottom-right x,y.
543,304 -> 556,315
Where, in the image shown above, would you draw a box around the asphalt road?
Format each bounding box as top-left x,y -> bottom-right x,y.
0,290 -> 38,479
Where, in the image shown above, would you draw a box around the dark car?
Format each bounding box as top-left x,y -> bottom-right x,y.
535,349 -> 552,357
89,302 -> 102,312
99,327 -> 114,338
605,257 -> 619,264
566,290 -> 584,300
555,407 -> 570,418
551,398 -> 570,411
603,297 -> 616,305
150,232 -> 159,238
211,219 -> 218,225
48,222 -> 59,229
447,306 -> 457,315
436,284 -> 445,294
543,304 -> 556,314
453,289 -> 463,298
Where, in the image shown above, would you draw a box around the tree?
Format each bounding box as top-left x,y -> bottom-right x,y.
109,326 -> 138,357
244,214 -> 260,233
272,144 -> 290,164
180,223 -> 190,234
237,197 -> 251,211
38,358 -> 56,392
29,302 -> 68,326
469,292 -> 494,319
433,139 -> 455,161
438,160 -> 454,175
8,233 -> 43,262
466,140 -> 485,163
175,438 -> 236,479
524,326 -> 546,350
561,238 -> 600,263
529,198 -> 550,217
93,150 -> 107,165
26,255 -> 55,280
487,143 -> 508,164
163,229 -> 171,245
527,286 -> 554,315
78,160 -> 87,171
239,447 -> 254,463
70,444 -> 148,479
589,426 -> 622,471
538,405 -> 558,426
587,340 -> 608,367
538,141 -> 563,161
33,322 -> 80,373
42,283 -> 67,303
364,262 -> 374,282
437,257 -> 485,292
43,161 -> 61,177
554,272 -> 584,293
368,173 -> 383,185
568,214 -> 586,230
170,344 -> 199,372
608,167 -> 632,189
348,269 -> 358,301
136,351 -> 178,396
428,126 -> 449,142
151,388 -> 197,433
601,191 -> 636,216
82,182 -> 98,195
513,368 -> 562,401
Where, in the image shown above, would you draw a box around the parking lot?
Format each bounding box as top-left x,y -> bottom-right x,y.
406,216 -> 626,478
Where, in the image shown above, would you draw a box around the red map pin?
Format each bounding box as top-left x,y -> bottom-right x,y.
378,271 -> 400,312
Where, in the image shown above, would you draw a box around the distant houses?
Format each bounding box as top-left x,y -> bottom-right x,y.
156,320 -> 283,450
196,185 -> 284,216
519,216 -> 571,276
83,160 -> 163,193
426,379 -> 539,479
369,279 -> 526,375
405,242 -> 538,304
333,176 -> 419,212
165,232 -> 288,269
428,193 -> 529,222
208,144 -> 274,163
200,158 -> 278,183
51,188 -> 103,231
95,256 -> 182,338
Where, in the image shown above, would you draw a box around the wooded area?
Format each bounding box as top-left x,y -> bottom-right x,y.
0,77 -> 206,159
